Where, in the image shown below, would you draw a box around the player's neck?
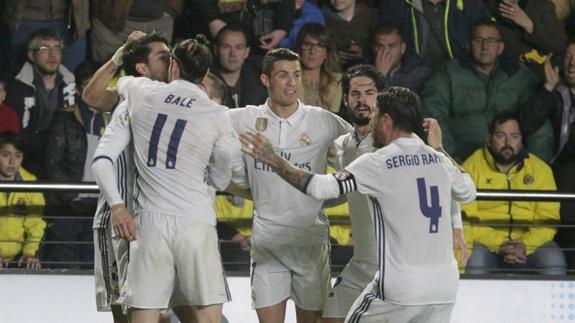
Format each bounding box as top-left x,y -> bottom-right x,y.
354,123 -> 372,137
268,100 -> 298,119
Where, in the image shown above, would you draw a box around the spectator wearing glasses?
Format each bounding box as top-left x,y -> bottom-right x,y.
5,28 -> 76,180
421,20 -> 555,164
295,23 -> 343,113
484,0 -> 568,79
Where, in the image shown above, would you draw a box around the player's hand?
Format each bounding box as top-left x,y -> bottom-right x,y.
423,118 -> 443,150
232,233 -> 252,252
126,30 -> 147,44
111,204 -> 138,241
240,131 -> 279,166
18,255 -> 41,270
452,228 -> 469,267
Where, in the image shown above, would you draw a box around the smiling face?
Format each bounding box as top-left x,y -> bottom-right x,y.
0,143 -> 23,181
261,59 -> 302,108
564,43 -> 575,88
346,76 -> 378,126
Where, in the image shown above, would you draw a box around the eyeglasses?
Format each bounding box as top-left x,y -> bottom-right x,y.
34,45 -> 63,55
301,42 -> 327,52
471,37 -> 502,46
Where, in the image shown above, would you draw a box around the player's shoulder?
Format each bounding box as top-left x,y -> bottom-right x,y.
228,104 -> 266,121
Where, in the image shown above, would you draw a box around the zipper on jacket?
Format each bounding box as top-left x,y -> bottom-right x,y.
507,174 -> 513,240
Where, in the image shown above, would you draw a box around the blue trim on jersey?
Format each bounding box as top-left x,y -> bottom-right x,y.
370,197 -> 386,300
347,291 -> 378,323
92,155 -> 113,164
117,151 -> 128,204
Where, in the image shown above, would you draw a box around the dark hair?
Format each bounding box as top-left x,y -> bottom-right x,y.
74,61 -> 101,84
207,73 -> 229,102
376,87 -> 420,133
470,19 -> 501,39
262,48 -> 300,77
372,22 -> 404,43
488,111 -> 522,136
27,28 -> 63,52
342,64 -> 385,95
122,32 -> 170,77
171,34 -> 213,84
0,131 -> 23,152
216,24 -> 250,46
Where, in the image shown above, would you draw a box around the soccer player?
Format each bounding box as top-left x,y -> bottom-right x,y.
83,31 -> 171,323
92,35 -> 237,323
228,48 -> 353,323
240,87 -> 476,323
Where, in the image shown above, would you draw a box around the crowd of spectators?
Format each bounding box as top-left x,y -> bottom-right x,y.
0,0 -> 574,273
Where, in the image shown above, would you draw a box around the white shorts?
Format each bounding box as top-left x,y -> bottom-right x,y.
323,259 -> 378,319
345,276 -> 454,323
94,214 -> 129,311
120,212 -> 231,309
250,242 -> 330,310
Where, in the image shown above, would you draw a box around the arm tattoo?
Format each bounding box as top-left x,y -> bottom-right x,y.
267,153 -> 313,194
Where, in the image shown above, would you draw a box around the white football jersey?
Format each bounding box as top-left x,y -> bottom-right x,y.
346,137 -> 466,305
117,76 -> 238,225
334,132 -> 376,261
92,101 -> 134,229
230,101 -> 352,246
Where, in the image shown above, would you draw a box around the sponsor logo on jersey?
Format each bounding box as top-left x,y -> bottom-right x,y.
255,117 -> 268,132
299,133 -> 311,146
523,174 -> 535,185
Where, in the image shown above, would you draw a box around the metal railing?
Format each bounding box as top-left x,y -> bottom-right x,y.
0,182 -> 574,277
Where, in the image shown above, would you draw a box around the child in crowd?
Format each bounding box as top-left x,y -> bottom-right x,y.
0,131 -> 46,269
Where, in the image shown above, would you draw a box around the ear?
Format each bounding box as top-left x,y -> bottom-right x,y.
497,41 -> 505,56
260,73 -> 270,88
170,59 -> 180,81
400,42 -> 406,56
200,68 -> 210,85
27,51 -> 34,62
135,62 -> 148,76
244,46 -> 251,59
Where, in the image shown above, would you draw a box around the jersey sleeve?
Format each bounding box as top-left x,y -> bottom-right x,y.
208,111 -> 241,191
438,153 -> 476,204
91,103 -> 132,207
345,153 -> 380,196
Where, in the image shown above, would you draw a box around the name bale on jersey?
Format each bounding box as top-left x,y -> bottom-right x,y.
164,94 -> 196,108
254,150 -> 312,172
385,152 -> 442,170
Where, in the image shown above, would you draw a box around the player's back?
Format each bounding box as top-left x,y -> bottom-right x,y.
347,136 -> 460,304
118,76 -> 235,225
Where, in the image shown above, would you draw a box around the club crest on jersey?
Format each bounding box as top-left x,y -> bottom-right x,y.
523,174 -> 535,185
299,133 -> 311,146
255,117 -> 268,132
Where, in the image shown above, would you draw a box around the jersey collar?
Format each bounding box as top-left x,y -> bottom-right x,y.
264,99 -> 306,126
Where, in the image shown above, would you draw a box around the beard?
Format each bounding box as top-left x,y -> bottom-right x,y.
349,103 -> 371,126
489,145 -> 517,166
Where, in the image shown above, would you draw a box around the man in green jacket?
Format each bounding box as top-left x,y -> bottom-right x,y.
422,19 -> 555,163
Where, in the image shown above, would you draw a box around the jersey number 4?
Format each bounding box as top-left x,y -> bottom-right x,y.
416,177 -> 442,233
147,113 -> 187,169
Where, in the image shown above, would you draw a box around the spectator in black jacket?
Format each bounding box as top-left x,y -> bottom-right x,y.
518,40 -> 575,269
5,28 -> 76,180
